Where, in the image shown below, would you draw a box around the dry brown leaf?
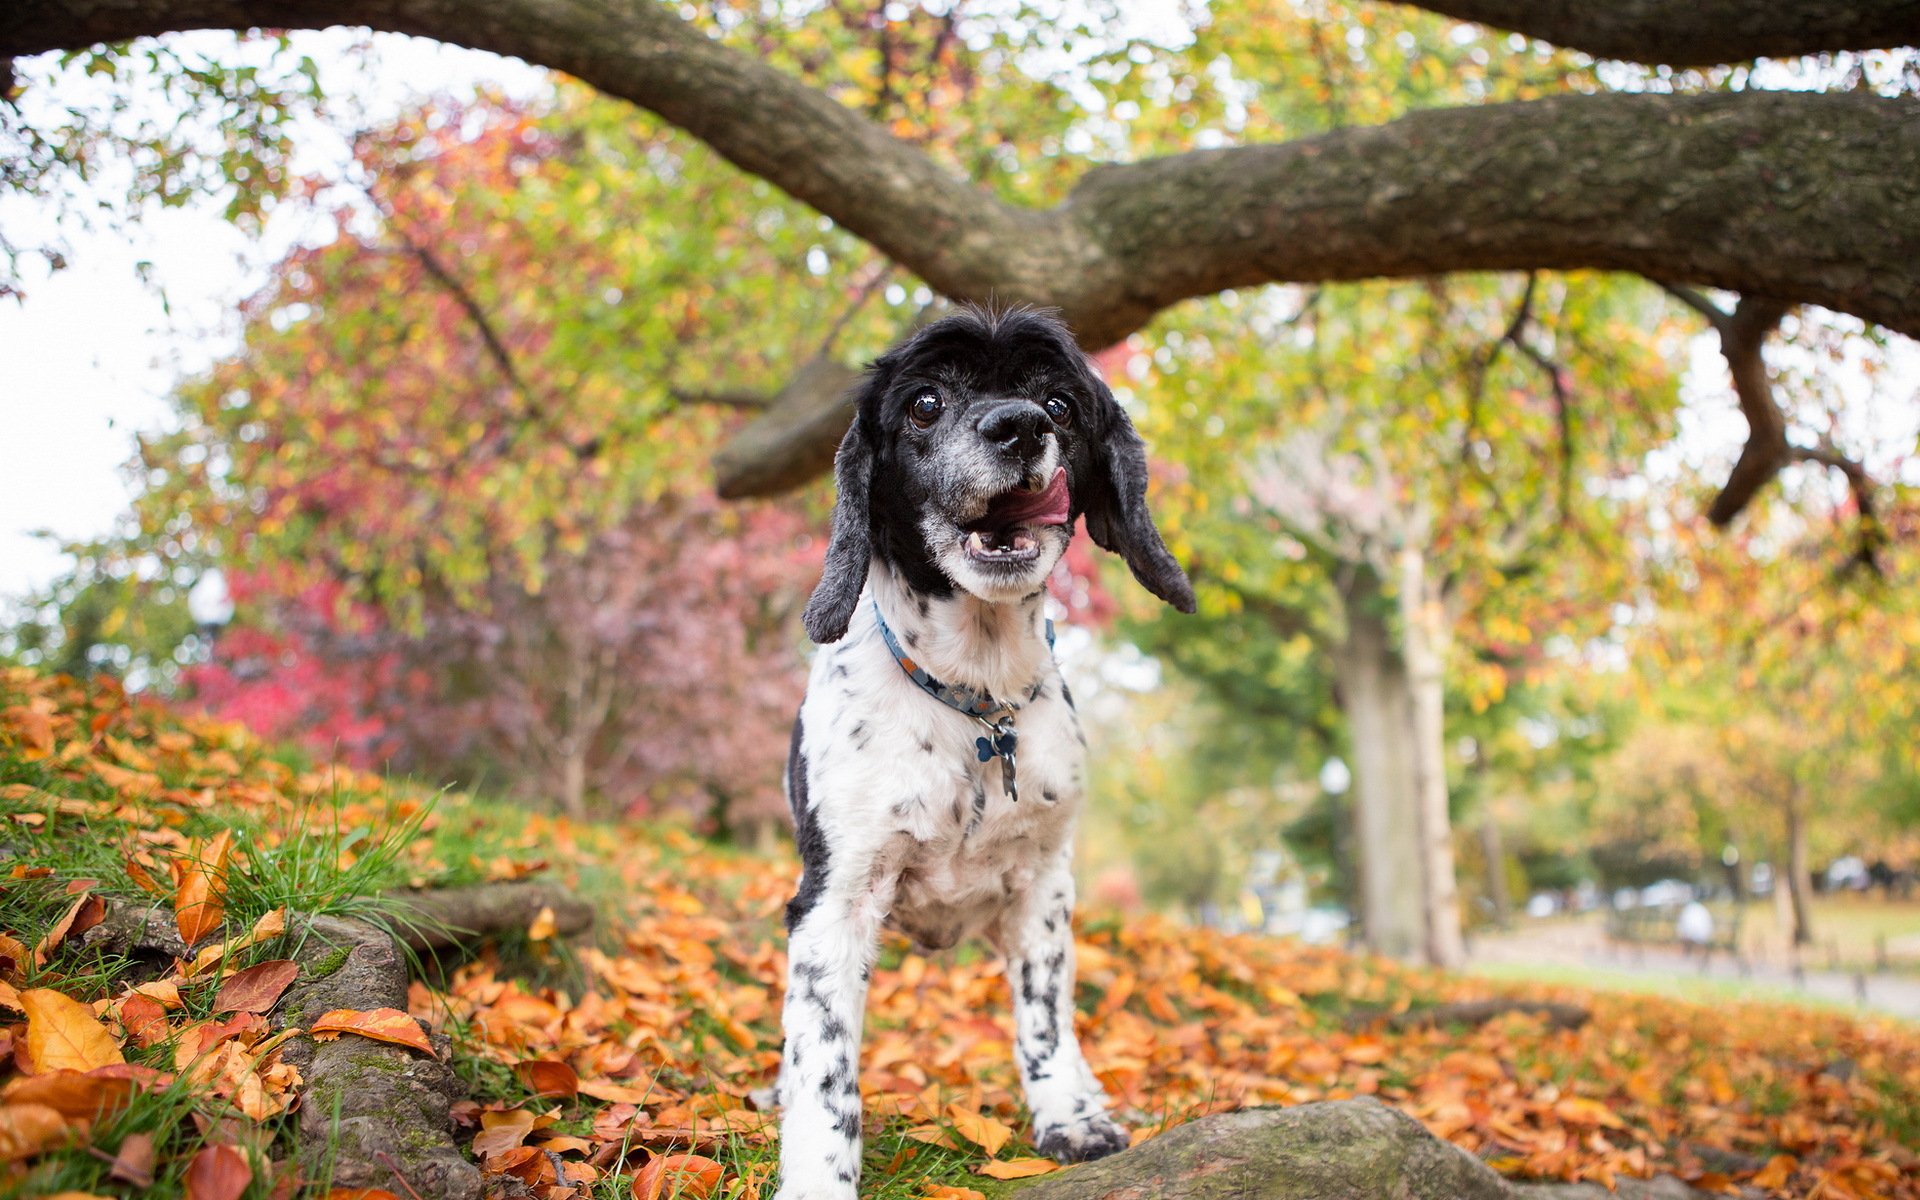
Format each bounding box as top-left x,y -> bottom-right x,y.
0,1069 -> 138,1121
630,1153 -> 723,1200
107,1131 -> 156,1188
0,1102 -> 71,1162
472,1108 -> 537,1157
189,907 -> 288,977
308,1007 -> 433,1055
184,1143 -> 253,1200
944,1103 -> 1013,1156
116,994 -> 171,1048
212,961 -> 299,1015
32,892 -> 106,966
515,1058 -> 580,1099
977,1157 -> 1061,1179
2,706 -> 54,757
20,988 -> 125,1073
528,905 -> 558,941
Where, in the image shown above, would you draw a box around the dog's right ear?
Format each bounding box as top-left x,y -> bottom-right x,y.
802,397 -> 878,644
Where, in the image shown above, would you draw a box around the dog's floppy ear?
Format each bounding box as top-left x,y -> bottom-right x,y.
802,388 -> 881,643
1081,384 -> 1197,613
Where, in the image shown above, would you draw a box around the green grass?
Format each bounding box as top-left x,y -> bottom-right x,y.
1465,958 -> 1868,1013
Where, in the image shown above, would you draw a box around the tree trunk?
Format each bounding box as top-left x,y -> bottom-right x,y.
1333,569 -> 1427,962
558,745 -> 588,820
1480,817 -> 1512,930
1784,789 -> 1816,946
1398,545 -> 1465,969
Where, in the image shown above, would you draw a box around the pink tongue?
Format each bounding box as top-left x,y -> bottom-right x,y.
979,468 -> 1071,529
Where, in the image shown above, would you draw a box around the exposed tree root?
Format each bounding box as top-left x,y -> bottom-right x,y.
80,880 -> 596,1199
1014,1101 -> 1735,1200
383,880 -> 595,954
1348,997 -> 1593,1033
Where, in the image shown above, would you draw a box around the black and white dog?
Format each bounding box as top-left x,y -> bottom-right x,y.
771,306 -> 1194,1199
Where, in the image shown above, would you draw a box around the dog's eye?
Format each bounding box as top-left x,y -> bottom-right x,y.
1043,394 -> 1073,426
908,391 -> 943,428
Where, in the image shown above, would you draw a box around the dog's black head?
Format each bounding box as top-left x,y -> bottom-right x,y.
803,305 -> 1197,643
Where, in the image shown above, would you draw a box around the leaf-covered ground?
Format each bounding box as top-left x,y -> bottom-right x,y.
1,667 -> 1916,1199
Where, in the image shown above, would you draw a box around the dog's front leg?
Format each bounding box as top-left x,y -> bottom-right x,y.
773,873 -> 890,1200
997,855 -> 1129,1163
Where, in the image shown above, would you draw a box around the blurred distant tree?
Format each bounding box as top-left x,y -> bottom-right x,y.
0,539 -> 209,690
1113,269 -> 1673,966
1592,499 -> 1920,943
120,90 -> 832,824
183,498 -> 812,825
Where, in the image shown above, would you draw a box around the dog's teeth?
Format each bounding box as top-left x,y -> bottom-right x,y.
967,531 -> 988,555
1013,532 -> 1035,552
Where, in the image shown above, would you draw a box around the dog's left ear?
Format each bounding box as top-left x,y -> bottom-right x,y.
802,400 -> 878,644
1081,383 -> 1197,613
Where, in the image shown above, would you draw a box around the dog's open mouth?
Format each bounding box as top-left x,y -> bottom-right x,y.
963,468 -> 1070,564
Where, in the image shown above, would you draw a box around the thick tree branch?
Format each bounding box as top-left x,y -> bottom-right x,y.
7,6 -> 1920,351
711,356 -> 863,498
1402,1 -> 1920,68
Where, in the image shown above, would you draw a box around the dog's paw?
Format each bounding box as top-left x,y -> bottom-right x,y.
1034,1110 -> 1130,1163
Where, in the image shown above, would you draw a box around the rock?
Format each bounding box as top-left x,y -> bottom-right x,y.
1010,1100 -> 1728,1200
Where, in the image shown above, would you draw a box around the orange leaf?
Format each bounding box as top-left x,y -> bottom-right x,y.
308,1008 -> 432,1055
1752,1154 -> 1798,1189
576,1079 -> 653,1104
0,1069 -> 138,1121
944,1104 -> 1013,1156
184,1144 -> 252,1200
175,831 -> 236,947
213,961 -> 299,1015
108,1131 -> 156,1188
977,1157 -> 1060,1179
515,1059 -> 580,1099
0,1102 -> 71,1162
527,906 -> 558,941
117,995 -> 170,1049
920,1188 -> 986,1200
630,1153 -> 723,1200
21,989 -> 125,1073
1552,1097 -> 1626,1130
472,1108 -> 537,1158
2,706 -> 54,757
33,893 -> 106,967
324,1191 -> 404,1200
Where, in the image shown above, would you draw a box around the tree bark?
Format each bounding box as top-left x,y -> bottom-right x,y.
1333,568 -> 1427,963
1480,816 -> 1513,929
1397,544 -> 1465,969
1784,788 -> 1816,947
6,6 -> 1920,347
1406,0 -> 1920,67
1009,1099 -> 1719,1200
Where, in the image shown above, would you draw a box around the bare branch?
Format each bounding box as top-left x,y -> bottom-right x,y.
1788,444 -> 1888,572
1655,281 -> 1732,333
384,227 -> 531,406
1703,296 -> 1792,525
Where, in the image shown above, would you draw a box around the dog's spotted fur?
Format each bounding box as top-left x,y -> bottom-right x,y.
771,307 -> 1193,1200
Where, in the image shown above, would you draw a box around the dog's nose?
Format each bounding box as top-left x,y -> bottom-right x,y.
976,401 -> 1050,459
